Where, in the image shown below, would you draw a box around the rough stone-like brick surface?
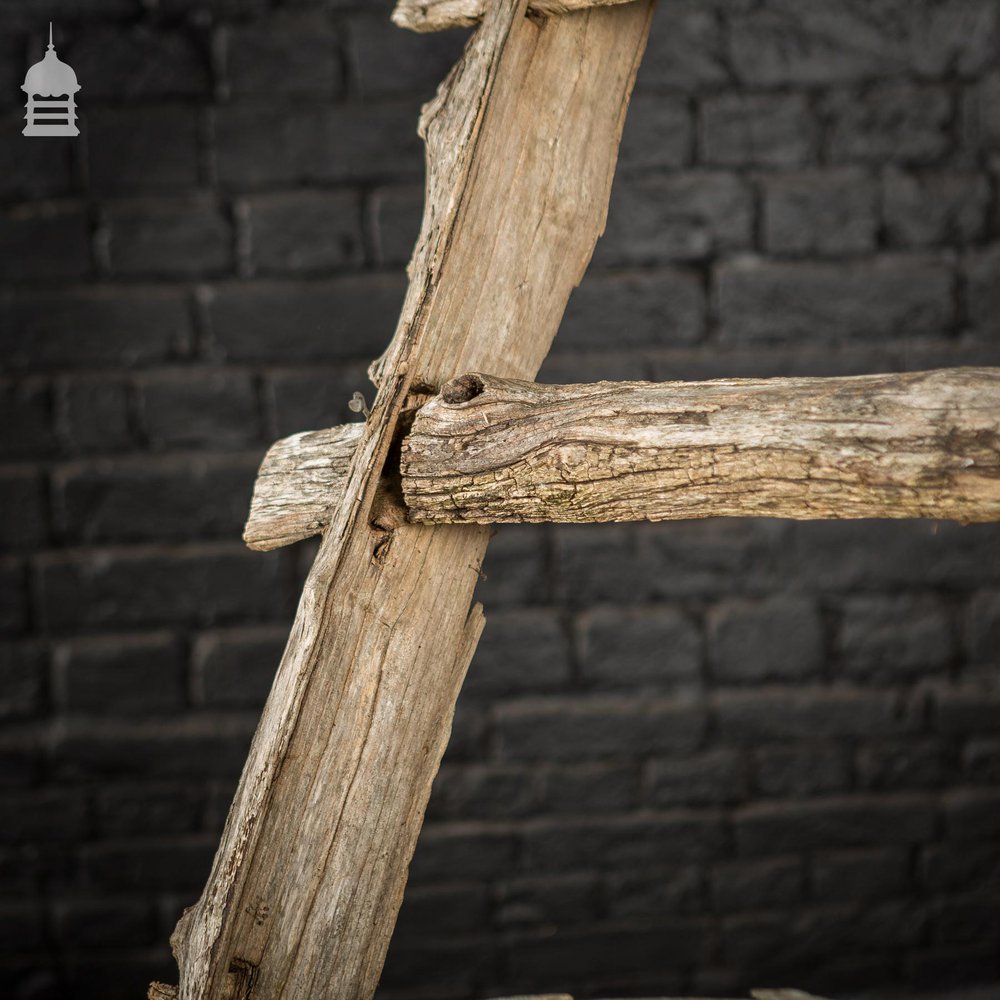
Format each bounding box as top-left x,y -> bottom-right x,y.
1,2 -> 999,999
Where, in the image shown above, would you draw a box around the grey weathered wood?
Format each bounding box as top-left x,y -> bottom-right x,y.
402,369 -> 1000,524
243,424 -> 363,551
392,0 -> 636,33
242,367 -> 1000,551
151,1 -> 653,998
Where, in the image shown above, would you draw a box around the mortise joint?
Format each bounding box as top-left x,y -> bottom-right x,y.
441,373 -> 485,404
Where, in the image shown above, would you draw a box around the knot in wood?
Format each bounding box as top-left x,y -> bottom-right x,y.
441,373 -> 485,404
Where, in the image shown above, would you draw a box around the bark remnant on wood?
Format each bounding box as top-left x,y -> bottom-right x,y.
402,369 -> 1000,523
157,1 -> 653,998
392,0 -> 636,33
242,367 -> 1000,550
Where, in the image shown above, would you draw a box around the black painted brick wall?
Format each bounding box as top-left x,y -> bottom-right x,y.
1,1 -> 1000,998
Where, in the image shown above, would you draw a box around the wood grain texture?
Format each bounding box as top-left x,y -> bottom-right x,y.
243,424 -> 362,551
159,2 -> 653,998
401,369 -> 1000,524
392,0 -> 636,33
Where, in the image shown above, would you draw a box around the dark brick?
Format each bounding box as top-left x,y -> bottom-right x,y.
754,743 -> 851,798
0,902 -> 45,951
0,789 -> 88,844
505,923 -> 698,993
857,738 -> 953,791
36,544 -> 288,630
476,523 -> 549,607
53,633 -> 186,714
79,837 -> 216,892
700,94 -> 818,167
464,610 -> 569,698
55,378 -> 132,453
105,199 -> 232,278
826,84 -> 953,165
379,937 -> 494,998
945,788 -> 1000,840
967,68 -> 1000,150
67,26 -> 210,101
265,365 -> 371,436
647,749 -> 749,806
617,94 -> 693,172
192,625 -> 287,709
55,454 -> 257,543
922,841 -> 1000,892
246,190 -> 363,274
596,173 -> 753,265
605,864 -> 704,917
53,898 -> 155,948
407,823 -> 516,883
394,884 -> 489,940
348,13 -> 467,100
838,594 -> 954,681
641,0 -> 728,91
521,812 -> 725,872
933,893 -> 1000,946
370,185 -> 421,268
0,562 -> 28,636
0,109 -> 73,199
428,764 -> 539,822
224,14 -> 341,99
215,102 -> 423,188
0,470 -> 46,551
87,107 -> 201,194
708,596 -> 823,683
966,244 -> 1000,337
537,763 -> 639,815
140,371 -> 260,449
553,523 -> 645,606
716,687 -> 903,741
0,204 -> 91,281
637,518 -> 787,600
578,606 -> 702,689
934,683 -> 1000,734
735,795 -> 937,855
0,382 -> 55,459
559,268 -> 705,352
3,287 -> 191,370
0,644 -> 46,720
762,169 -> 877,256
494,873 -> 600,927
0,729 -> 44,787
884,169 -> 990,247
207,277 -> 404,362
964,737 -> 1000,784
812,847 -> 908,902
967,590 -> 1000,666
784,520 -> 1000,593
495,695 -> 705,762
716,255 -> 954,344
53,716 -> 255,781
712,856 -> 802,911
95,783 -> 205,837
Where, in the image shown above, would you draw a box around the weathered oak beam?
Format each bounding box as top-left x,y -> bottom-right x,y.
402,369 -> 1000,523
243,368 -> 1000,549
392,0 -> 636,33
153,1 -> 654,998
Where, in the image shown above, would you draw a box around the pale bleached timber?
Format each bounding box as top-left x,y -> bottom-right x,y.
392,0 -> 635,33
243,424 -> 362,551
242,367 -> 1000,551
401,369 -> 1000,523
151,1 -> 654,998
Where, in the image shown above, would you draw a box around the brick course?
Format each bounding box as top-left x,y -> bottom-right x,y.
1,0 -> 999,998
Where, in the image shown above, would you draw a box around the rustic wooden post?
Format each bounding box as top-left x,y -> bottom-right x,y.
152,0 -> 654,997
